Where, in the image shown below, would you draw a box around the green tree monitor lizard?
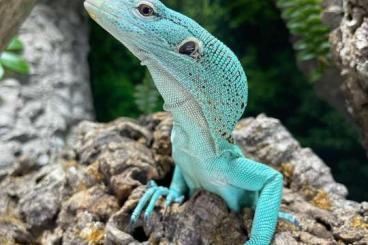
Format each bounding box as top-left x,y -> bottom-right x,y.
84,0 -> 299,244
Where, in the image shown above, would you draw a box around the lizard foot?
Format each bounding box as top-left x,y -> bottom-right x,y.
131,180 -> 184,223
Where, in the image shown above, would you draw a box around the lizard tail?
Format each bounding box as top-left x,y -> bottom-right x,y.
278,211 -> 301,228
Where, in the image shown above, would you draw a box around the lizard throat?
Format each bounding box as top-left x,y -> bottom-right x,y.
163,96 -> 192,111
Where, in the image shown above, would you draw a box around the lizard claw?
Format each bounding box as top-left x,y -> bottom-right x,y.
165,189 -> 183,207
127,219 -> 135,233
148,180 -> 158,188
163,206 -> 169,217
131,181 -> 185,222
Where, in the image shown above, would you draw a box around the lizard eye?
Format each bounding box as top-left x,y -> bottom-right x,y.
179,41 -> 197,55
138,4 -> 155,17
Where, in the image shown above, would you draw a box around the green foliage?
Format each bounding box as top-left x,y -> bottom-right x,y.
88,21 -> 145,120
276,0 -> 331,80
0,37 -> 29,80
0,64 -> 4,80
1,52 -> 29,74
6,38 -> 24,51
134,71 -> 163,114
165,0 -> 226,33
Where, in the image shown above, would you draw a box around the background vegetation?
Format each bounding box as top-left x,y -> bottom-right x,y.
0,37 -> 29,80
88,0 -> 368,201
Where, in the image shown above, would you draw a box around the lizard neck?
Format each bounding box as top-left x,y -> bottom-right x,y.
146,63 -> 219,157
168,98 -> 241,159
169,98 -> 217,157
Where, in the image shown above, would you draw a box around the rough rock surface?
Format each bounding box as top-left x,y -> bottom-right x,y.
326,0 -> 368,153
0,0 -> 93,168
1,112 -> 367,244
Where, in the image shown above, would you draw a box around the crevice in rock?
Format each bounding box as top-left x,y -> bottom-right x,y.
155,167 -> 174,188
131,226 -> 149,242
315,217 -> 333,232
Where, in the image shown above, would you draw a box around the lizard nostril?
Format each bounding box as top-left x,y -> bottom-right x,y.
179,41 -> 197,55
177,38 -> 203,59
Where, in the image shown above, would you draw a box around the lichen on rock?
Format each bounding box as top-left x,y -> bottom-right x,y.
0,112 -> 367,244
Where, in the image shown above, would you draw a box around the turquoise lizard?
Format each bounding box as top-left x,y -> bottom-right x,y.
84,0 -> 298,244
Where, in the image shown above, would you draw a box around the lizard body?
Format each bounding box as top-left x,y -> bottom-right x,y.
84,1 -> 298,244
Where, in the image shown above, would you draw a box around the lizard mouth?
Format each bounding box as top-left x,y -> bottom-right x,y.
84,0 -> 104,8
84,0 -> 119,20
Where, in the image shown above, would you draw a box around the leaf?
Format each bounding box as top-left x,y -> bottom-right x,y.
293,41 -> 307,50
309,68 -> 322,82
134,71 -> 161,114
298,51 -> 316,61
0,64 -> 4,80
0,52 -> 30,74
276,0 -> 331,82
6,37 -> 24,52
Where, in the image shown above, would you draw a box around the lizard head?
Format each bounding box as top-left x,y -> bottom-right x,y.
85,0 -> 248,146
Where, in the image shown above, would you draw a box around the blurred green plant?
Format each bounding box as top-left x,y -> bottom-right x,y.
0,37 -> 30,80
134,71 -> 163,114
165,0 -> 225,33
276,0 -> 331,81
88,20 -> 145,120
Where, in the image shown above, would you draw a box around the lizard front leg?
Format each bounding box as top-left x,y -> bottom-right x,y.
131,165 -> 188,222
227,157 -> 283,245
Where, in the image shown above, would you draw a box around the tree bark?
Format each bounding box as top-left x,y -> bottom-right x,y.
0,0 -> 37,51
284,0 -> 368,155
327,0 -> 368,154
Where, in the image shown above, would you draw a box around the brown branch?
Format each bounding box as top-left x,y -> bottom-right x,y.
0,0 -> 37,51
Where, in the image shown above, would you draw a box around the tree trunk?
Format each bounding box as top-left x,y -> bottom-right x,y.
327,0 -> 368,155
0,0 -> 37,51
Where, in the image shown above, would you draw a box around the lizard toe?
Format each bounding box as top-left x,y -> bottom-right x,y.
131,185 -> 157,221
144,187 -> 169,218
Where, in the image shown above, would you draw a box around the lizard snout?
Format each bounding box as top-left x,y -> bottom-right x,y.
84,0 -> 105,8
84,0 -> 105,21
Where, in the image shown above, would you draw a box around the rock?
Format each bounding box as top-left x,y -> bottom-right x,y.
40,227 -> 63,245
0,215 -> 35,244
0,0 -> 93,169
58,185 -> 120,228
234,115 -> 348,197
61,212 -> 106,245
0,113 -> 367,244
19,164 -> 66,232
273,232 -> 299,245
